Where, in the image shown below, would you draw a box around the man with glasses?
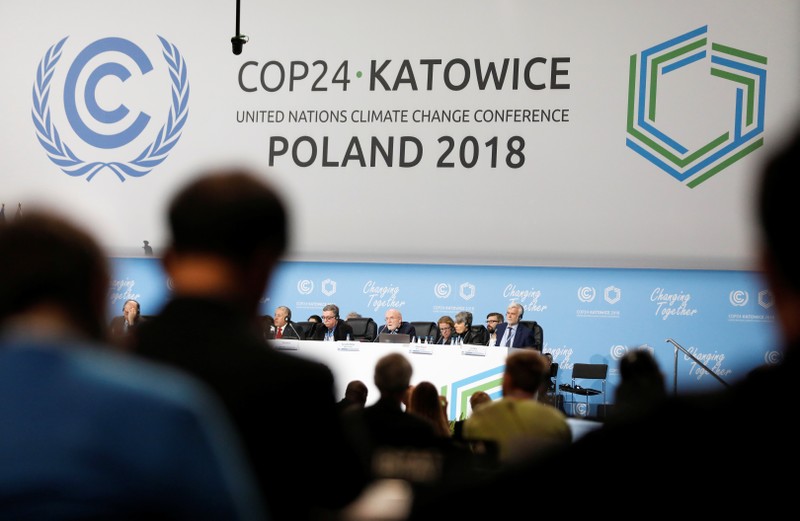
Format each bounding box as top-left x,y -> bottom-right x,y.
312,303 -> 354,341
374,308 -> 416,340
493,302 -> 537,349
485,312 -> 504,346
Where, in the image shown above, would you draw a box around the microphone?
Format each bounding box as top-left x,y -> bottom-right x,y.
287,321 -> 300,339
375,324 -> 386,341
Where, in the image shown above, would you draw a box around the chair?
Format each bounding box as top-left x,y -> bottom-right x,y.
558,363 -> 608,418
469,324 -> 490,345
346,316 -> 377,342
518,320 -> 544,351
410,321 -> 438,341
293,321 -> 315,340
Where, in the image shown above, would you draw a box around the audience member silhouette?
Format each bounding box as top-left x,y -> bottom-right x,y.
357,353 -> 437,451
462,350 -> 570,462
0,210 -> 264,520
608,347 -> 666,423
131,168 -> 367,521
453,391 -> 493,441
470,390 -> 492,412
337,379 -> 369,414
258,314 -> 275,342
312,303 -> 354,341
409,120 -> 800,519
408,381 -> 452,438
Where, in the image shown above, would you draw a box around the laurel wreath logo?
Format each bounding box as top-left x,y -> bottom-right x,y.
31,36 -> 189,181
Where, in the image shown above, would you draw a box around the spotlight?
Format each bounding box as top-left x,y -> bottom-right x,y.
231,34 -> 249,55
231,0 -> 248,55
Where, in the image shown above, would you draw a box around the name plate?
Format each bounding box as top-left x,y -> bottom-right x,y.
272,339 -> 299,351
337,341 -> 361,352
409,345 -> 434,355
461,345 -> 487,357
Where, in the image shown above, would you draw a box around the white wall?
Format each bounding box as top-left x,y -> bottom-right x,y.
2,1 -> 799,269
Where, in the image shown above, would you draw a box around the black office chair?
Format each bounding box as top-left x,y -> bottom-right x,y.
292,321 -> 315,340
346,316 -> 377,342
410,321 -> 438,341
469,324 -> 490,345
518,320 -> 544,351
559,363 -> 608,418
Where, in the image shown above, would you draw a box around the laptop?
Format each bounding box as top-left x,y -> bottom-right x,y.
378,333 -> 411,344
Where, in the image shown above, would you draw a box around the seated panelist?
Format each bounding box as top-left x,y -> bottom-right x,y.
374,308 -> 416,340
312,304 -> 354,341
273,305 -> 303,339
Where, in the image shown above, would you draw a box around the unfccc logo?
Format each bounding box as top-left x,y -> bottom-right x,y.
626,26 -> 767,188
434,283 -> 451,299
31,36 -> 189,181
729,290 -> 749,307
297,280 -> 314,295
577,286 -> 596,303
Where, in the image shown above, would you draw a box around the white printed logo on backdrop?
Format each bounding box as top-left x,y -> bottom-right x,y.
321,279 -> 337,296
576,285 -> 620,319
758,290 -> 774,309
729,290 -> 748,306
604,286 -> 621,304
727,288 -> 774,323
434,283 -> 451,299
297,280 -> 314,295
459,282 -> 476,301
577,286 -> 596,303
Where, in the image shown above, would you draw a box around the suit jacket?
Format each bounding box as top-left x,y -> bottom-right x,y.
493,322 -> 538,349
312,318 -> 354,341
274,321 -> 303,340
108,315 -> 144,338
374,321 -> 417,340
0,336 -> 264,520
133,297 -> 368,521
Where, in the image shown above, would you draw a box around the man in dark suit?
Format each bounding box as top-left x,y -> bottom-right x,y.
312,304 -> 354,341
493,302 -> 537,349
356,353 -> 437,457
108,298 -> 145,350
272,305 -> 303,339
374,308 -> 417,339
132,169 -> 368,521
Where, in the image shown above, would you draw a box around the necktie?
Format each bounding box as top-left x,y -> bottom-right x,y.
276,327 -> 283,339
504,327 -> 514,347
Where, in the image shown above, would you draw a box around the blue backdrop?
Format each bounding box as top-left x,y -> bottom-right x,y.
108,258 -> 779,412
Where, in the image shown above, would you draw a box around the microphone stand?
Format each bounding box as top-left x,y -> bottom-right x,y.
286,321 -> 301,339
665,338 -> 730,395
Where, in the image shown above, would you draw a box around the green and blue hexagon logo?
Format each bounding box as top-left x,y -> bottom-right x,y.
626,26 -> 767,188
